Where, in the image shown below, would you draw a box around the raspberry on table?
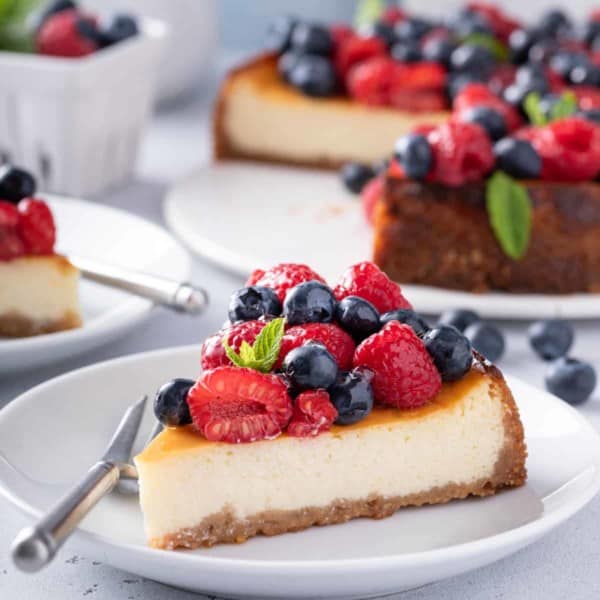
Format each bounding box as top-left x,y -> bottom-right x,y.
17,199 -> 56,255
187,367 -> 293,443
353,321 -> 442,408
286,389 -> 338,437
333,261 -> 412,313
246,263 -> 326,302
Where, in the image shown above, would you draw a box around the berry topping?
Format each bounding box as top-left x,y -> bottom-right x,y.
423,326 -> 473,382
353,321 -> 442,408
422,37 -> 456,67
335,296 -> 380,342
360,175 -> 384,225
459,106 -> 507,141
394,133 -> 432,179
395,17 -> 432,42
154,379 -> 194,427
347,56 -> 397,106
283,281 -> 337,326
291,23 -> 334,56
438,308 -> 480,332
187,367 -> 293,443
288,55 -> 337,97
340,162 -> 375,194
464,322 -> 505,362
545,357 -> 597,405
247,263 -> 326,302
333,261 -> 412,313
493,137 -> 542,178
528,319 -> 574,361
282,342 -> 339,391
334,34 -> 386,81
17,199 -> 56,255
265,15 -> 298,54
450,44 -> 496,77
453,83 -> 521,131
379,309 -> 430,336
329,368 -> 374,425
287,389 -> 338,437
228,286 -> 282,322
391,40 -> 422,63
36,9 -> 98,57
102,14 -> 139,46
0,201 -> 25,261
0,166 -> 37,204
0,201 -> 19,228
278,322 -> 356,371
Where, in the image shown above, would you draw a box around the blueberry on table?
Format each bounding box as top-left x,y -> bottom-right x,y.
265,15 -> 298,54
437,308 -> 480,333
380,309 -> 430,337
493,138 -> 541,179
288,55 -> 337,97
282,343 -> 338,390
290,23 -> 333,56
283,281 -> 337,325
394,134 -> 432,180
528,319 -> 574,361
0,165 -> 36,204
154,379 -> 194,426
336,296 -> 380,342
464,322 -> 505,363
460,106 -> 506,141
423,326 -> 473,382
545,358 -> 597,405
329,368 -> 374,425
228,286 -> 282,322
340,162 -> 375,194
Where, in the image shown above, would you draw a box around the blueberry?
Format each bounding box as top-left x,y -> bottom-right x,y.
228,286 -> 282,322
569,64 -> 600,86
545,357 -> 597,405
528,39 -> 558,64
578,109 -> 600,124
288,55 -> 337,97
265,15 -> 298,54
423,326 -> 473,382
464,322 -> 505,363
508,28 -> 540,65
515,64 -> 549,92
447,8 -> 492,37
394,17 -> 432,42
291,23 -> 333,55
503,83 -> 538,109
362,21 -> 397,47
528,319 -> 574,361
394,134 -> 432,180
493,138 -> 541,179
450,44 -> 495,76
422,37 -> 456,67
102,14 -> 139,46
283,281 -> 337,325
549,51 -> 588,79
447,71 -> 486,99
336,296 -> 380,342
581,20 -> 600,46
380,309 -> 430,336
539,10 -> 571,36
460,106 -> 506,141
77,18 -> 105,46
282,342 -> 338,390
154,379 -> 194,426
0,165 -> 36,204
329,368 -> 374,425
391,41 -> 422,63
277,51 -> 302,81
437,308 -> 480,332
340,162 -> 375,194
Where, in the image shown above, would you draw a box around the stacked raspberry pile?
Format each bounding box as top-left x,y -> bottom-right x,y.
154,262 -> 476,444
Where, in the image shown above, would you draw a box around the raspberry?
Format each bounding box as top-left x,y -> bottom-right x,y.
361,175 -> 385,225
36,10 -> 97,58
397,62 -> 447,91
381,6 -> 407,25
346,56 -> 397,106
390,90 -> 447,112
17,199 -> 56,254
200,320 -> 267,371
353,322 -> 442,408
246,263 -> 326,302
187,367 -> 293,443
426,121 -> 494,186
278,323 -> 356,370
0,201 -> 19,228
572,86 -> 600,111
287,390 -> 338,437
467,2 -> 521,43
453,83 -> 521,131
330,24 -> 354,49
0,230 -> 25,260
334,35 -> 386,82
333,261 -> 412,313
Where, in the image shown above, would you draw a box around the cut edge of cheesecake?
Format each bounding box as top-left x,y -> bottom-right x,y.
213,53 -> 449,169
135,355 -> 527,550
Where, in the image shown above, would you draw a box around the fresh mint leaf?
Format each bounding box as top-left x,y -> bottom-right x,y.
461,33 -> 508,61
523,92 -> 547,126
549,90 -> 577,121
486,171 -> 532,260
354,0 -> 385,29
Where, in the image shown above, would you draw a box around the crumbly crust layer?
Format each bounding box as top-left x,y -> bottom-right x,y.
374,178 -> 600,294
149,355 -> 527,550
0,310 -> 82,338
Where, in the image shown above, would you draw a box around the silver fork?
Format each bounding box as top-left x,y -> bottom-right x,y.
11,396 -> 151,572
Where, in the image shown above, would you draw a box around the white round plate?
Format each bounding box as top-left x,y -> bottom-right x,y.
0,196 -> 191,375
1,346 -> 599,599
165,162 -> 600,319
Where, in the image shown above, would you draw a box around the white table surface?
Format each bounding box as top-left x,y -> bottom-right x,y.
1,77 -> 600,600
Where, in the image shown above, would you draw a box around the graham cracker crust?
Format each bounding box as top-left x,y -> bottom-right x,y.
0,310 -> 82,338
150,354 -> 527,550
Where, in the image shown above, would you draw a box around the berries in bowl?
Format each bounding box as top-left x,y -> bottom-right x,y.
135,261 -> 527,550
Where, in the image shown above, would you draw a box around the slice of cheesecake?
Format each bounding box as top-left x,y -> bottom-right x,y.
135,358 -> 526,550
214,54 -> 449,169
0,255 -> 82,337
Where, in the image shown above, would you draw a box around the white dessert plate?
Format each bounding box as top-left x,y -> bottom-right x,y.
1,346 -> 599,599
164,162 -> 600,320
0,196 -> 191,375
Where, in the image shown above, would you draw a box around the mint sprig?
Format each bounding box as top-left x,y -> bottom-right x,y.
223,318 -> 285,373
486,172 -> 532,260
461,33 -> 508,61
354,0 -> 385,29
524,91 -> 578,126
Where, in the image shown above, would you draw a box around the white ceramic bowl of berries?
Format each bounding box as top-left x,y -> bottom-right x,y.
0,0 -> 167,196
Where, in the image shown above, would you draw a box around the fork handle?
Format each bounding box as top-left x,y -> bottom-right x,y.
11,461 -> 120,572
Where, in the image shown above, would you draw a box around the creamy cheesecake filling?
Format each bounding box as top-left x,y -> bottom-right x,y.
136,371 -> 524,546
220,56 -> 448,166
0,256 -> 81,337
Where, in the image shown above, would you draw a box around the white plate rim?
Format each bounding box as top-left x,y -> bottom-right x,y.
1,344 -> 600,574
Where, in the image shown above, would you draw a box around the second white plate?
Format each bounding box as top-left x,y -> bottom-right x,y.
165,162 -> 600,319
